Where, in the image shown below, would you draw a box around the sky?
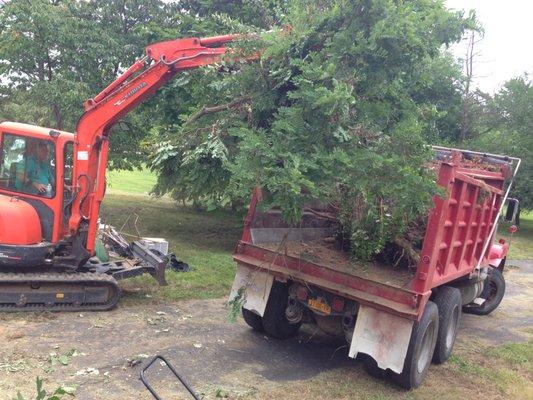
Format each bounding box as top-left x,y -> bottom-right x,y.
445,0 -> 533,93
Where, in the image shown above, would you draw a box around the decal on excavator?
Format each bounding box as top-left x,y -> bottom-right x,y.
114,81 -> 147,106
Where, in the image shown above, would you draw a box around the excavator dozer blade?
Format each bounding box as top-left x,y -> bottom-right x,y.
130,240 -> 168,286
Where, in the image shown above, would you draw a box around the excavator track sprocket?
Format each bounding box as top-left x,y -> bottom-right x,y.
0,272 -> 121,312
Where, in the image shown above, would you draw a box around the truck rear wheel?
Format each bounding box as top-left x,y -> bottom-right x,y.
393,301 -> 439,389
463,268 -> 505,316
432,286 -> 461,364
262,281 -> 301,339
361,354 -> 387,380
242,308 -> 264,332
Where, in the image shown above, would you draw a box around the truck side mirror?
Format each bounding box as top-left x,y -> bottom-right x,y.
504,198 -> 519,223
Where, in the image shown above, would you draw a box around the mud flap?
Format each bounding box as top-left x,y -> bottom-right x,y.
349,305 -> 414,374
229,265 -> 274,317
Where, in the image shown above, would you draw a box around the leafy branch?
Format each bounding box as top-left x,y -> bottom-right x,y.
13,377 -> 76,400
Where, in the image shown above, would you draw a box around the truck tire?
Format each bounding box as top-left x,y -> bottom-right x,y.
432,286 -> 461,364
463,268 -> 505,316
361,354 -> 387,380
242,308 -> 264,332
262,281 -> 301,339
393,301 -> 439,390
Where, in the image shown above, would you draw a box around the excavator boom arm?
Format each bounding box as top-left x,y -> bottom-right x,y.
69,33 -> 246,253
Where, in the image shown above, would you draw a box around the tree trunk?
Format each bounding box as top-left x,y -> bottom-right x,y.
52,104 -> 63,130
460,30 -> 476,143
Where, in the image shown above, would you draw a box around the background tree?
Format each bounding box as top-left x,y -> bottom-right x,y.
470,75 -> 532,211
0,0 -> 178,168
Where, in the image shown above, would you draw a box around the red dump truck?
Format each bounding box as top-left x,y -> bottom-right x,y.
229,146 -> 520,389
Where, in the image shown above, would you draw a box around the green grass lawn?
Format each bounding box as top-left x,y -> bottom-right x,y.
499,212 -> 533,260
106,167 -> 157,195
100,193 -> 244,302
103,167 -> 243,303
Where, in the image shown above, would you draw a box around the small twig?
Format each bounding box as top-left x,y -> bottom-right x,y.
394,238 -> 420,265
119,213 -> 132,232
393,248 -> 405,268
133,213 -> 141,238
306,327 -> 320,343
228,348 -> 247,354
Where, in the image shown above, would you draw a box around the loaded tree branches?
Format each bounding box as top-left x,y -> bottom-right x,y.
150,0 -> 476,260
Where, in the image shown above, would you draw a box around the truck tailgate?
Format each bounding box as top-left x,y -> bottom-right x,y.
234,241 -> 425,320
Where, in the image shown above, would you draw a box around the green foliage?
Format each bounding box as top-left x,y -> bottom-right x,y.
470,75 -> 532,209
48,349 -> 77,367
13,377 -> 75,400
227,286 -> 246,322
177,0 -> 286,28
4,0 -> 524,255
151,0 -> 473,259
0,0 -> 178,168
487,341 -> 533,366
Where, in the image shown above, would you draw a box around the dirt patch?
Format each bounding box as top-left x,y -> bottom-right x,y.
259,240 -> 414,289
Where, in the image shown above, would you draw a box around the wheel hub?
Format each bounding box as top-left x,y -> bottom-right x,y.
417,320 -> 437,374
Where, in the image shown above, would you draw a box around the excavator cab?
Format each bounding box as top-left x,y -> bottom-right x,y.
0,122 -> 74,247
4,136 -> 55,196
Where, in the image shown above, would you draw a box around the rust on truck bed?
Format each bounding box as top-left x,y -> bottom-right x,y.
234,241 -> 422,319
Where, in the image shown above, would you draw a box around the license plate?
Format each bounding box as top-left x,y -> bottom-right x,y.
308,298 -> 331,315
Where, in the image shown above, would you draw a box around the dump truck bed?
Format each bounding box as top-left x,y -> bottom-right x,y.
233,147 -> 519,320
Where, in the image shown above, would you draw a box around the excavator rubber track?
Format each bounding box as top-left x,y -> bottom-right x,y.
0,272 -> 121,312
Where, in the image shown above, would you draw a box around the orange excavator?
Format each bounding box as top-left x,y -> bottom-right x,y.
0,32 -> 249,311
